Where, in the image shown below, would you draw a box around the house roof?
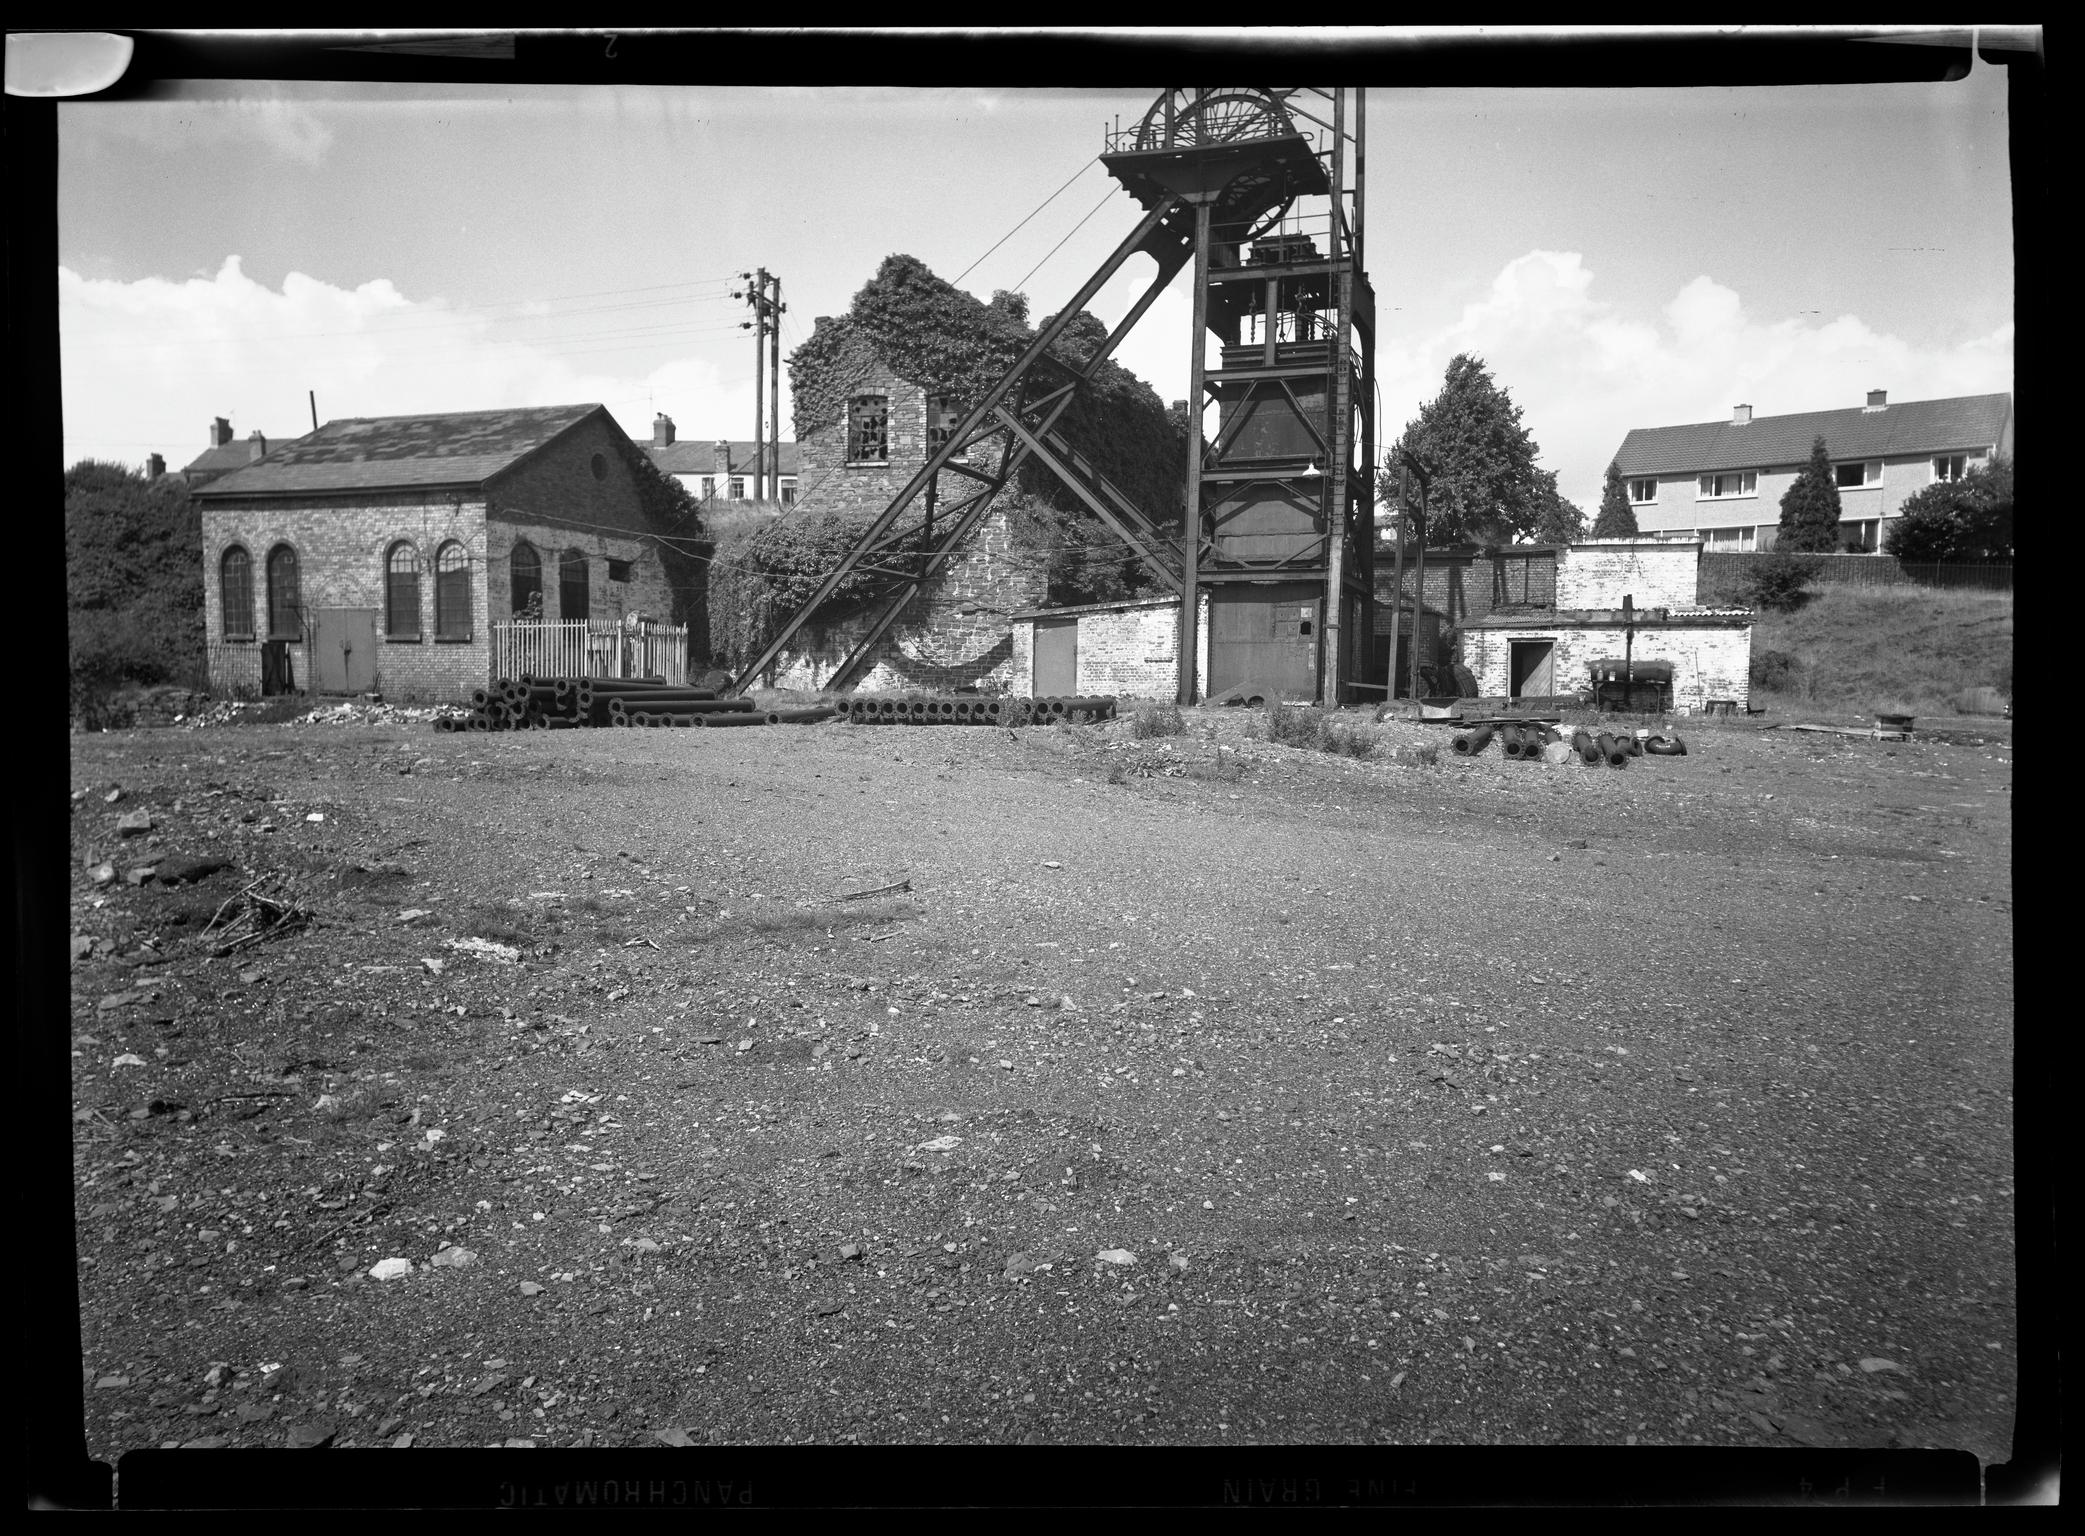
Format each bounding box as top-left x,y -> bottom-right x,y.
183,435 -> 289,480
1613,392 -> 2012,478
646,439 -> 801,479
192,404 -> 608,497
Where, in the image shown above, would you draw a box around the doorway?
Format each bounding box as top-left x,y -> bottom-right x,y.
1033,617 -> 1078,696
1509,638 -> 1555,699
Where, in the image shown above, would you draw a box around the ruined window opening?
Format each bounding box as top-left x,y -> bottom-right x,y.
265,544 -> 301,640
927,394 -> 961,456
220,545 -> 255,638
559,549 -> 591,621
510,541 -> 543,619
848,394 -> 889,463
607,558 -> 633,583
385,541 -> 421,637
435,541 -> 471,639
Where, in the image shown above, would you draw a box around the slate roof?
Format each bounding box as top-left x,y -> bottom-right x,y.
1613,393 -> 2012,478
192,405 -> 607,497
183,435 -> 291,483
646,439 -> 801,480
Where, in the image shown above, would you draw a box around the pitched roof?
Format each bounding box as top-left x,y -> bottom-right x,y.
645,439 -> 801,479
1613,393 -> 2012,478
183,435 -> 289,481
192,404 -> 607,497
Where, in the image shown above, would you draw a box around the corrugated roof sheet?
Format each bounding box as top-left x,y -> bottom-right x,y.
193,404 -> 604,497
1613,393 -> 2011,477
646,439 -> 801,478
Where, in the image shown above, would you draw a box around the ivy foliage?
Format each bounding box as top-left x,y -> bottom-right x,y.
774,254 -> 1182,623
67,460 -> 204,709
609,437 -> 712,640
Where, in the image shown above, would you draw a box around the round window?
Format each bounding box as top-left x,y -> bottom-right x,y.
590,452 -> 608,480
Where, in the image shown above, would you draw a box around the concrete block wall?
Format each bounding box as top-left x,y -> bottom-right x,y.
1557,539 -> 1701,610
1463,620 -> 1753,712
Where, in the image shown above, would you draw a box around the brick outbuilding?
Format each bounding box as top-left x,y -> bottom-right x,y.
193,404 -> 696,702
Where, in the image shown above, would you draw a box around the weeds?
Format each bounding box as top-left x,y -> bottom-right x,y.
1129,701 -> 1186,739
1256,702 -> 1377,760
450,901 -> 532,948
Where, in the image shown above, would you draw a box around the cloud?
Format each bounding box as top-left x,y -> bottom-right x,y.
59,257 -> 781,471
1380,250 -> 2014,508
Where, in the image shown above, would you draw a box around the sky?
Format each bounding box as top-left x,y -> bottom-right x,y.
58,40 -> 2016,512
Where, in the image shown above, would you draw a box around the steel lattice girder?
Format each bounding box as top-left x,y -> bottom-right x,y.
727,192 -> 1194,696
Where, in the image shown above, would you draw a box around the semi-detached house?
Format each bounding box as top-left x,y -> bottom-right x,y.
1612,390 -> 2013,553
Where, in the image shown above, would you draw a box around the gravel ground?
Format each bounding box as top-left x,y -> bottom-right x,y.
65,705 -> 2015,1460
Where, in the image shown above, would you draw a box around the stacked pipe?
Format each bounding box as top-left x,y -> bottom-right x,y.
432,675 -> 837,733
1446,717 -> 1687,767
833,694 -> 1117,726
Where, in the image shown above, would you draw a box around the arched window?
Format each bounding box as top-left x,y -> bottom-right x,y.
265,544 -> 301,639
384,542 -> 420,637
435,541 -> 471,639
559,549 -> 590,622
510,541 -> 542,619
220,546 -> 254,638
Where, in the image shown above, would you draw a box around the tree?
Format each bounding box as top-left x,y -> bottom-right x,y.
1531,472 -> 1587,544
1884,455 -> 2013,562
1776,435 -> 1844,553
1377,355 -> 1558,545
1591,460 -> 1639,537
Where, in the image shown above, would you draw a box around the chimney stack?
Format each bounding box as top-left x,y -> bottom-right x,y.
714,439 -> 733,474
249,429 -> 267,459
1732,404 -> 1752,425
146,453 -> 166,479
1865,388 -> 1888,411
211,416 -> 233,447
653,413 -> 676,448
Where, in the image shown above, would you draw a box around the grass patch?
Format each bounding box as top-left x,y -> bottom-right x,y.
1254,702 -> 1377,759
1750,586 -> 2012,718
684,897 -> 918,949
448,901 -> 533,948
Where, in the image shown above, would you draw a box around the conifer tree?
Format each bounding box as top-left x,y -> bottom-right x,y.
1776,435 -> 1844,553
1591,460 -> 1639,537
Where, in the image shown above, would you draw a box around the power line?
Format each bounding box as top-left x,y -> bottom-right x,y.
954,156 -> 1100,288
1012,184 -> 1121,295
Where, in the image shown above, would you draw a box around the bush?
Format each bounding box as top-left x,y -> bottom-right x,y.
1257,702 -> 1376,759
1739,551 -> 1824,612
1885,455 -> 2013,562
1750,648 -> 1799,690
1129,701 -> 1185,739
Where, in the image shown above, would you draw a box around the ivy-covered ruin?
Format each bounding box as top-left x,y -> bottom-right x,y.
708,254 -> 1185,670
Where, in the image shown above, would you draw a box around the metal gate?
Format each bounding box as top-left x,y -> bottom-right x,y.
1207,584 -> 1321,701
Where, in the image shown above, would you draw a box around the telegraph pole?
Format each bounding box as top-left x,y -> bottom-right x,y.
736,270 -> 787,500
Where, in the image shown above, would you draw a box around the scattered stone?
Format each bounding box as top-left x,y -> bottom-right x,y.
115,811 -> 153,836
811,1298 -> 845,1316
1858,1357 -> 1907,1375
1097,1249 -> 1137,1266
429,1246 -> 477,1270
1003,1252 -> 1037,1278
105,789 -> 124,804
285,1421 -> 337,1449
70,935 -> 94,964
156,855 -> 231,885
111,1053 -> 147,1069
839,1243 -> 863,1261
917,1135 -> 962,1153
90,862 -> 117,886
94,1375 -> 130,1390
305,813 -> 325,823
445,936 -> 520,964
391,1434 -> 415,1449
182,1436 -> 230,1450
397,909 -> 432,924
517,1282 -> 545,1296
653,1428 -> 695,1447
126,866 -> 158,886
369,1258 -> 414,1282
470,1372 -> 510,1396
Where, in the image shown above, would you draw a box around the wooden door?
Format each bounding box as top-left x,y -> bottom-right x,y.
1033,618 -> 1078,696
312,608 -> 376,694
1208,584 -> 1321,700
1509,639 -> 1554,699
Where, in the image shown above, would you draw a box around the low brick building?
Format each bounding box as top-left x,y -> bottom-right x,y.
1009,595 -> 1210,700
193,404 -> 690,702
1458,537 -> 1754,712
759,342 -> 1047,692
643,413 -> 799,507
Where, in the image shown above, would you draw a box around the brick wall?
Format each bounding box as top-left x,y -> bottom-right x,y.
1008,594 -> 1208,700
1463,619 -> 1753,712
486,517 -> 675,628
1557,539 -> 1701,610
202,493 -> 490,702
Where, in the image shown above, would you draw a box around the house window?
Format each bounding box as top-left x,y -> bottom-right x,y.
384,542 -> 421,637
265,544 -> 301,639
434,541 -> 470,640
607,558 -> 632,583
1701,526 -> 1756,552
510,541 -> 542,619
848,394 -> 889,462
1842,519 -> 1881,553
780,482 -> 796,506
927,393 -> 962,455
730,478 -> 746,500
1835,461 -> 1881,489
1696,471 -> 1757,499
590,453 -> 608,481
559,550 -> 590,621
1628,477 -> 1658,504
1932,454 -> 1969,483
700,476 -> 716,500
219,546 -> 254,638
